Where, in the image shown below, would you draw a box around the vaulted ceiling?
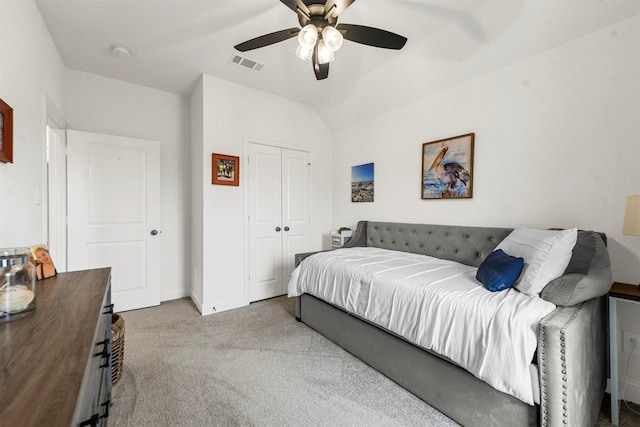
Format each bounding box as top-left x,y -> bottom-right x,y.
35,0 -> 640,131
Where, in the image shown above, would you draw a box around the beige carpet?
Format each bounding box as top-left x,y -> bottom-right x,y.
110,296 -> 640,426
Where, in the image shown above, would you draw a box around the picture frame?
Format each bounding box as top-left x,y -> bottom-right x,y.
0,98 -> 14,164
212,153 -> 240,186
422,133 -> 474,199
351,162 -> 374,202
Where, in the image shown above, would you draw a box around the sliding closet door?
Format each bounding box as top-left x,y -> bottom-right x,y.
247,143 -> 310,302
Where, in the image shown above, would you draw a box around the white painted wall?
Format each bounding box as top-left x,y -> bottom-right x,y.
192,74 -> 333,315
333,16 -> 640,400
190,78 -> 204,308
64,69 -> 191,302
0,1 -> 65,247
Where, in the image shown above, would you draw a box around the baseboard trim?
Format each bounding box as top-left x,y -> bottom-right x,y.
607,377 -> 640,405
161,288 -> 189,302
199,297 -> 247,316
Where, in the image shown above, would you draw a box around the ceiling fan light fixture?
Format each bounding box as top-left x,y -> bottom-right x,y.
316,40 -> 335,64
295,44 -> 313,62
322,26 -> 343,52
298,24 -> 318,48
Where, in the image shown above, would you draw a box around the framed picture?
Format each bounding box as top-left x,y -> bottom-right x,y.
351,162 -> 374,202
422,133 -> 474,199
0,98 -> 13,164
212,153 -> 239,186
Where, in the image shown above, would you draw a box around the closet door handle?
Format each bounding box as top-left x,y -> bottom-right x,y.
275,227 -> 281,232
284,226 -> 290,231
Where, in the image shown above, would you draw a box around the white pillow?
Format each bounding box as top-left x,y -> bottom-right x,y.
495,227 -> 578,296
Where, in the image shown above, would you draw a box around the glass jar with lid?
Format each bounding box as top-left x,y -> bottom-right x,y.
0,248 -> 36,323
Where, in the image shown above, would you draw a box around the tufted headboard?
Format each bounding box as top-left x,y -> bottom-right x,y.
343,221 -> 513,268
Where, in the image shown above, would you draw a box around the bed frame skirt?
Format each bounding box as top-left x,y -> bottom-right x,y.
297,293 -> 538,427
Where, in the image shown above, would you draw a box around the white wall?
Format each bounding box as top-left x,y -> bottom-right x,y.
333,16 -> 640,399
0,1 -> 65,247
190,78 -> 204,307
192,74 -> 333,315
64,69 -> 191,302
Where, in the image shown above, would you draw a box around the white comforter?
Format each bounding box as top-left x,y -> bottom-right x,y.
288,247 -> 557,405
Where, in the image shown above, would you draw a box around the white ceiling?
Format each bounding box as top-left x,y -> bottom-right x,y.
35,0 -> 640,131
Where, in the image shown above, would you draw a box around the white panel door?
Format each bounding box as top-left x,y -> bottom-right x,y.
281,149 -> 310,282
248,143 -> 310,302
248,144 -> 283,302
67,130 -> 161,312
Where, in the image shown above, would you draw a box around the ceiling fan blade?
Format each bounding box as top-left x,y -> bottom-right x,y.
324,0 -> 356,17
280,0 -> 310,17
338,23 -> 407,50
234,28 -> 300,52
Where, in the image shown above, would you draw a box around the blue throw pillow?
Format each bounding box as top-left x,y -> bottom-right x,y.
476,249 -> 525,292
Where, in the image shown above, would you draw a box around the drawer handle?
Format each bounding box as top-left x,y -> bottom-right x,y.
79,414 -> 99,426
103,304 -> 114,315
99,353 -> 110,369
94,339 -> 109,358
100,399 -> 111,419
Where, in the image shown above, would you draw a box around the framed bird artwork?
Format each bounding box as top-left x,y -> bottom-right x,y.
422,133 -> 474,199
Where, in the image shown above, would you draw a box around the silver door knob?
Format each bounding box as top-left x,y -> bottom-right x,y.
150,230 -> 158,236
284,226 -> 290,231
275,227 -> 281,232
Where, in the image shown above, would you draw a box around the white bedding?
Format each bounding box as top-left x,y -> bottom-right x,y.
288,247 -> 557,405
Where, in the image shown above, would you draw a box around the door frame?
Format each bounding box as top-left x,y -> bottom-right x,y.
242,136 -> 312,305
44,95 -> 68,271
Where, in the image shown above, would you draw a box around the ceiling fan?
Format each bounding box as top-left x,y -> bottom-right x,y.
234,0 -> 408,80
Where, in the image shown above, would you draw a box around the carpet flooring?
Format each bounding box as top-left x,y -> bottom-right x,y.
110,296 -> 640,426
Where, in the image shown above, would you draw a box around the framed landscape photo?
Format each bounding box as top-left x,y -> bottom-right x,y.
422,133 -> 474,200
0,98 -> 13,164
212,153 -> 239,186
351,162 -> 374,202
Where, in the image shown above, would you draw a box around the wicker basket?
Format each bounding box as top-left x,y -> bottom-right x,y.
111,313 -> 125,385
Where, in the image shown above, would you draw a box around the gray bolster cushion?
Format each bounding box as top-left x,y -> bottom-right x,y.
540,231 -> 612,306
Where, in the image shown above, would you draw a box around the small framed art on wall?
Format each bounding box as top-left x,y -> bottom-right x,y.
0,98 -> 14,164
212,153 -> 240,186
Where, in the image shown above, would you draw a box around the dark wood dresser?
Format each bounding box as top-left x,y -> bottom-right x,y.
0,268 -> 113,426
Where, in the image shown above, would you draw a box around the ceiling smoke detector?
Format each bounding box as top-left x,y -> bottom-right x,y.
110,44 -> 131,57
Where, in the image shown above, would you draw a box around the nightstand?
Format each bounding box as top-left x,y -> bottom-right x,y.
609,282 -> 640,425
331,230 -> 352,249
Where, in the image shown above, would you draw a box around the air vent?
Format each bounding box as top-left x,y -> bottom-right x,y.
229,53 -> 265,72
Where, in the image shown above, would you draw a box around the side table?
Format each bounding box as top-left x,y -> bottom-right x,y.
609,282 -> 640,425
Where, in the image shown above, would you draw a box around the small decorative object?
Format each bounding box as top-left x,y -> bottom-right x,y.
0,248 -> 36,324
351,162 -> 374,202
212,153 -> 240,186
422,133 -> 474,199
29,245 -> 57,280
0,98 -> 13,164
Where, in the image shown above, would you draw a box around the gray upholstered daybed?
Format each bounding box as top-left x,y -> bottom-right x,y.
290,221 -> 612,427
